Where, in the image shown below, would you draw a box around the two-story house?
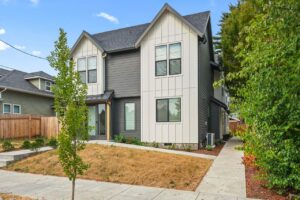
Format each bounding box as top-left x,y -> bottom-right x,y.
0,68 -> 55,116
71,3 -> 229,148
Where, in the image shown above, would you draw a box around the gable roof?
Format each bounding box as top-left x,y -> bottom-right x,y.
0,69 -> 54,97
135,3 -> 208,47
24,71 -> 54,81
70,31 -> 105,56
71,4 -> 210,53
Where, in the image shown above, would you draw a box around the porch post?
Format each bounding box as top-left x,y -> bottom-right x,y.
106,101 -> 111,141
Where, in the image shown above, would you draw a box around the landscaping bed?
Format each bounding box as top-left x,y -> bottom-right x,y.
4,144 -> 212,191
244,155 -> 287,200
0,193 -> 34,200
190,143 -> 225,156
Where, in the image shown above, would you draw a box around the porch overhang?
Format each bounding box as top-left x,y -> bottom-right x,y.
86,90 -> 114,104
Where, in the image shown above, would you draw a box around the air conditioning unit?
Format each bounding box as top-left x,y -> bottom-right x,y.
206,133 -> 215,147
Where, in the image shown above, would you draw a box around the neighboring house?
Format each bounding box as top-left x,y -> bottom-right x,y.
0,68 -> 55,116
71,3 -> 229,148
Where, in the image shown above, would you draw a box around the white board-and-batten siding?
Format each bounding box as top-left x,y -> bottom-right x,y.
72,37 -> 104,95
140,11 -> 199,144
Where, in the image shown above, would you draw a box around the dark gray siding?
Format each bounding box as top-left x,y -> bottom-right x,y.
210,102 -> 221,141
0,90 -> 55,116
105,50 -> 141,98
111,97 -> 141,140
198,29 -> 214,145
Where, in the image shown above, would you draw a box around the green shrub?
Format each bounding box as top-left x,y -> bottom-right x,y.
114,134 -> 126,143
2,140 -> 15,152
126,137 -> 143,145
21,140 -> 31,149
47,137 -> 58,148
205,145 -> 213,151
35,137 -> 45,146
184,145 -> 192,152
152,142 -> 159,148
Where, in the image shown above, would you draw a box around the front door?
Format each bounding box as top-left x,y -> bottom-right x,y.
88,104 -> 106,140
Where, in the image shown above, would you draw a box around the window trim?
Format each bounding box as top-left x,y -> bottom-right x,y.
3,103 -> 11,114
13,104 -> 21,114
124,102 -> 136,131
155,42 -> 182,77
87,56 -> 97,83
77,56 -> 98,84
156,98 -> 181,123
155,45 -> 167,77
45,81 -> 52,91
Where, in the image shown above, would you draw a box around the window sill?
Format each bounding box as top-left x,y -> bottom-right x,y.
154,74 -> 182,79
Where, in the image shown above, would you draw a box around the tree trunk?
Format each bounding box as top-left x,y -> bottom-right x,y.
72,178 -> 75,200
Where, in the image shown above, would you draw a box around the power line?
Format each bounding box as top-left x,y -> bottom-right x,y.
0,64 -> 19,71
0,39 -> 48,60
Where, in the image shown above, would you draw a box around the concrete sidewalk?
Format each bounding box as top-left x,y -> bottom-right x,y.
197,137 -> 246,197
0,137 -> 249,200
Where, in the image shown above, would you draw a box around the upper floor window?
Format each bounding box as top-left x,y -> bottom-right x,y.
45,81 -> 52,91
155,43 -> 181,77
3,103 -> 11,114
13,104 -> 21,114
77,58 -> 86,83
87,57 -> 97,83
77,56 -> 97,84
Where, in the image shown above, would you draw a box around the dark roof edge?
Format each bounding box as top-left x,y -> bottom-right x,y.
210,96 -> 230,114
211,61 -> 222,71
135,3 -> 206,47
24,76 -> 54,81
70,31 -> 105,56
0,86 -> 54,98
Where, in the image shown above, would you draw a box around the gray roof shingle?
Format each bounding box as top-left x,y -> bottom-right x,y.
0,70 -> 53,97
91,11 -> 210,52
0,68 -> 10,77
24,71 -> 54,80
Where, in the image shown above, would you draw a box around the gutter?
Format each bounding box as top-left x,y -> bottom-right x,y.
0,86 -> 54,98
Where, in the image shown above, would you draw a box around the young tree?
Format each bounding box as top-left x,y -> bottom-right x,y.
48,28 -> 89,200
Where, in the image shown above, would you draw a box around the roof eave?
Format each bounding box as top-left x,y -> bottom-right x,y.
135,3 -> 205,47
0,86 -> 54,98
70,31 -> 105,57
24,76 -> 54,82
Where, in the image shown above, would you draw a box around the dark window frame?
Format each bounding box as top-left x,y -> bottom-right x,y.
124,102 -> 136,131
87,56 -> 97,83
155,45 -> 167,77
156,98 -> 181,122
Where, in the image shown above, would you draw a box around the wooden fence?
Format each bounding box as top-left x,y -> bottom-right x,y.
0,114 -> 60,139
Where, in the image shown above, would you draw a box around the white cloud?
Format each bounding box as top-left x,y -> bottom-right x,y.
30,0 -> 39,5
0,41 -> 10,51
96,12 -> 119,24
32,50 -> 41,56
14,45 -> 26,50
0,28 -> 5,35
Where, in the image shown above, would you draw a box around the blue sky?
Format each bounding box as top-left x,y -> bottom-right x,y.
0,0 -> 237,75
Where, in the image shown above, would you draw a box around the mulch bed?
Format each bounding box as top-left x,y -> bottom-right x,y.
191,143 -> 225,156
244,155 -> 288,200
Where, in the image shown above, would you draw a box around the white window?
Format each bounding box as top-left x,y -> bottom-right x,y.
45,81 -> 52,91
77,57 -> 97,84
3,103 -> 11,114
13,104 -> 21,114
87,57 -> 97,83
125,103 -> 135,131
155,43 -> 181,77
156,98 -> 181,122
77,58 -> 86,83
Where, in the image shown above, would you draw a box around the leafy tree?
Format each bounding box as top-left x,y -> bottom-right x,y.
219,0 -> 258,99
223,0 -> 300,193
48,28 -> 89,200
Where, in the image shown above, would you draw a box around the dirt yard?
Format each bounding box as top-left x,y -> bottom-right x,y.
5,144 -> 213,191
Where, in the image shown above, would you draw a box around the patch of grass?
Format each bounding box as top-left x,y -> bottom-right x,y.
5,144 -> 213,191
0,193 -> 34,200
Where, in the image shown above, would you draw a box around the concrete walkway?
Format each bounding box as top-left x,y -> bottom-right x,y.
197,137 -> 246,198
88,140 -> 216,160
0,138 -> 249,200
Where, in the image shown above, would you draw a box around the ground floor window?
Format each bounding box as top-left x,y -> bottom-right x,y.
156,98 -> 181,122
125,103 -> 135,131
